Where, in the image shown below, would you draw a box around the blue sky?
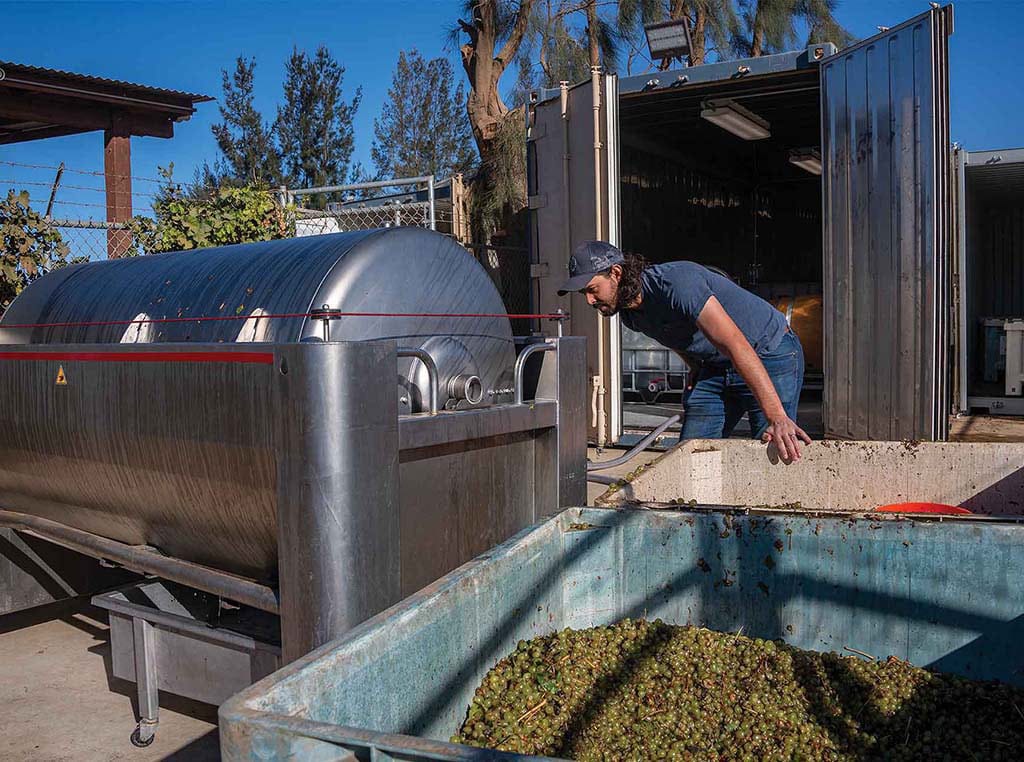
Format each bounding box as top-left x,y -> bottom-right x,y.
2,0 -> 1022,218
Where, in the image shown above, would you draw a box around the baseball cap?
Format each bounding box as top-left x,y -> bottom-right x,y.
557,241 -> 625,295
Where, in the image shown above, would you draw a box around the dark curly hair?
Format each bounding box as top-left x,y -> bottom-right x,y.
614,251 -> 649,311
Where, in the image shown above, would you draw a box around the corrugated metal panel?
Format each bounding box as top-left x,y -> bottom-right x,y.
821,6 -> 953,441
528,75 -> 618,443
0,60 -> 211,102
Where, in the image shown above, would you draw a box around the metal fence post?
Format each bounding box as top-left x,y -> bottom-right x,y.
426,174 -> 436,231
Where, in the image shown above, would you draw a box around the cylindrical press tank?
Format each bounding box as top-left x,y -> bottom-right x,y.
0,228 -> 517,578
0,227 -> 516,413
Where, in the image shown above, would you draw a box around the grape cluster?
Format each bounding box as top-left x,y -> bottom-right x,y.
452,619 -> 1024,760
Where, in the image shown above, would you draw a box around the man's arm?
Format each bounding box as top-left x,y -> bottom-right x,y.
695,296 -> 811,462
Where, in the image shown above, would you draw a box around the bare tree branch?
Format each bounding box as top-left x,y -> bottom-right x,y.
496,0 -> 538,71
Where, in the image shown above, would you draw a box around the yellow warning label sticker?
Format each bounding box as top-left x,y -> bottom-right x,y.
55,365 -> 67,386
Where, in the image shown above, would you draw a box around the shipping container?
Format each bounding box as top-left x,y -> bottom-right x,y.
527,6 -> 958,444
219,506 -> 1024,760
956,148 -> 1024,414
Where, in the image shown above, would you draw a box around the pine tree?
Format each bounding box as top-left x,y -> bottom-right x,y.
275,45 -> 362,190
210,56 -> 282,186
510,1 -> 590,104
371,50 -> 477,181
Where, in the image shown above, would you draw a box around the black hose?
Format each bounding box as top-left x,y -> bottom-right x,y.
586,414 -> 681,472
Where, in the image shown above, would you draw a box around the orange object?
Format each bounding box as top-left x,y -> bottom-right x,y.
875,502 -> 972,515
772,295 -> 823,373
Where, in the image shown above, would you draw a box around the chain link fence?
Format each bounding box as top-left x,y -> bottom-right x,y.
49,218 -> 139,260
464,243 -> 533,334
287,174 -> 468,242
2,159 -> 158,261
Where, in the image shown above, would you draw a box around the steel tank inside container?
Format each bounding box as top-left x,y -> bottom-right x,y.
0,227 -> 516,579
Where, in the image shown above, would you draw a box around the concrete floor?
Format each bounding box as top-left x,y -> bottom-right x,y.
0,599 -> 219,761
950,414 -> 1024,442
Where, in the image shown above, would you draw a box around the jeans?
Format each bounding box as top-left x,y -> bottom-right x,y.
680,331 -> 805,440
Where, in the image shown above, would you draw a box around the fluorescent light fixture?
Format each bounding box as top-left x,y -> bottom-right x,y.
644,19 -> 693,63
700,99 -> 771,140
788,147 -> 822,175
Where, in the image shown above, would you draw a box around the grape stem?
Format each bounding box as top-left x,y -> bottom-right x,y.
517,699 -> 548,725
843,646 -> 877,661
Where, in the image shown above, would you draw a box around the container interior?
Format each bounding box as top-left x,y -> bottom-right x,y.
230,508 -> 1024,754
965,157 -> 1024,404
617,69 -> 824,434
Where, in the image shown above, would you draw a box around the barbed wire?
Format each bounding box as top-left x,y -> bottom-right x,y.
0,178 -> 162,200
14,196 -> 121,211
0,159 -> 166,184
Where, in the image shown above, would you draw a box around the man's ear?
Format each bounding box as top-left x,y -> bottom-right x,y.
609,263 -> 623,281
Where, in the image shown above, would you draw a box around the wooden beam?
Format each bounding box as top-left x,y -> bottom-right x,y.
0,124 -> 90,145
104,117 -> 133,259
0,89 -> 174,138
0,68 -> 200,113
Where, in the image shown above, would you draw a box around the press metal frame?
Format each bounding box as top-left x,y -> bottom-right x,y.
0,335 -> 586,745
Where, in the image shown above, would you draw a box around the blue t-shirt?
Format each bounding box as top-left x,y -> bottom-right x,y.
620,262 -> 787,368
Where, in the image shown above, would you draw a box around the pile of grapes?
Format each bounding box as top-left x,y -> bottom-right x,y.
453,619 -> 1023,760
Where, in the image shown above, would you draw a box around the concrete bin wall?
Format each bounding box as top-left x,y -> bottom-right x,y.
596,440 -> 1024,514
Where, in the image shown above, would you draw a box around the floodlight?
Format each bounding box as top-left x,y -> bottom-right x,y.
699,99 -> 771,141
644,19 -> 693,63
788,147 -> 822,175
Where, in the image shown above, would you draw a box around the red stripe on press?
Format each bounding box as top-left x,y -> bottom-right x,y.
0,351 -> 275,365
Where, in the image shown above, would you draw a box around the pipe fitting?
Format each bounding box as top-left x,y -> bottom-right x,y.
448,374 -> 483,405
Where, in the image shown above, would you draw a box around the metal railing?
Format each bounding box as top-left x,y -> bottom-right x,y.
397,347 -> 440,416
282,175 -> 437,231
514,341 -> 556,404
282,175 -> 462,241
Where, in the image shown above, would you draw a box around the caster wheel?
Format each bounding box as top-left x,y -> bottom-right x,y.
131,725 -> 156,748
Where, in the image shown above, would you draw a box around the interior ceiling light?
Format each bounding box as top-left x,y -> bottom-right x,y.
788,147 -> 822,175
699,99 -> 771,140
644,18 -> 693,64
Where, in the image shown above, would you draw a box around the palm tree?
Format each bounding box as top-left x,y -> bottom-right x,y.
735,0 -> 853,58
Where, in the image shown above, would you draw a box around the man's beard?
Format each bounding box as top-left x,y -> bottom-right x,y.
590,283 -> 636,316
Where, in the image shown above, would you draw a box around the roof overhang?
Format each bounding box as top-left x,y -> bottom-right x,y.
0,61 -> 212,145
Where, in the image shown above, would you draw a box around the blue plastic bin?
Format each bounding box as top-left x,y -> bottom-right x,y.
220,507 -> 1024,760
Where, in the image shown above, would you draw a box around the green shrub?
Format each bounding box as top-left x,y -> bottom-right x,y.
1,190 -> 82,312
130,166 -> 295,254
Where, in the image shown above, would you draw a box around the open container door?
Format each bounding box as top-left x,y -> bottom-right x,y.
961,147 -> 1024,415
821,5 -> 953,440
528,73 -> 621,445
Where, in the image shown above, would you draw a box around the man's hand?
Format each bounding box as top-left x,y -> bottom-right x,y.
761,416 -> 812,463
696,298 -> 811,462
